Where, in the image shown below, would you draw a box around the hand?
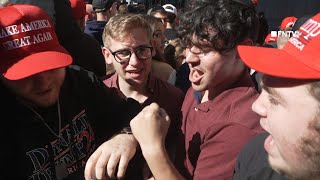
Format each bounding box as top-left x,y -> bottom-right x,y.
84,134 -> 138,180
130,103 -> 171,152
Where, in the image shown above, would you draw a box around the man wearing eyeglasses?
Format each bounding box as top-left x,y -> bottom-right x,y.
84,14 -> 184,179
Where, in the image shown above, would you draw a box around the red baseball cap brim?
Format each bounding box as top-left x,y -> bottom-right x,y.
4,46 -> 72,80
238,45 -> 320,79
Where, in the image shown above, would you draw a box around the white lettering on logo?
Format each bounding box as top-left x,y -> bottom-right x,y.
289,37 -> 305,51
300,19 -> 320,40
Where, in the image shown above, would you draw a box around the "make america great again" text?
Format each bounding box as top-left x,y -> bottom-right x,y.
1,19 -> 53,50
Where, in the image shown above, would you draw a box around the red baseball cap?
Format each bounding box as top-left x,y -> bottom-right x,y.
0,5 -> 72,80
70,0 -> 88,19
280,16 -> 297,30
264,33 -> 277,44
238,13 -> 320,79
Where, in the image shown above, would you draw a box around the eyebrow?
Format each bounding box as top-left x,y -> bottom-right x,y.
261,83 -> 286,103
112,45 -> 151,52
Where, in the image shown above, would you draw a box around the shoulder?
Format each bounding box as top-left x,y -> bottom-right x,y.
152,74 -> 184,100
234,132 -> 288,180
102,73 -> 117,88
216,87 -> 260,127
152,61 -> 174,73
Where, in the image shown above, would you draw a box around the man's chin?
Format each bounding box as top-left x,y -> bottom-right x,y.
269,159 -> 298,179
191,83 -> 206,92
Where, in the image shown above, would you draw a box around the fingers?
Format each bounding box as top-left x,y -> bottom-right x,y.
106,153 -> 121,178
116,155 -> 130,179
85,149 -> 102,180
95,150 -> 112,179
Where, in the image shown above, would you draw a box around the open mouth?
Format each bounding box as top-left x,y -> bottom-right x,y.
264,134 -> 275,152
189,68 -> 204,84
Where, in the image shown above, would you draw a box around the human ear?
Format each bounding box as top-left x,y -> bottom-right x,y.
102,47 -> 113,65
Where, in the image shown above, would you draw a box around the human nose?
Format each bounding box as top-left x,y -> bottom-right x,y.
185,47 -> 199,64
252,94 -> 270,131
128,51 -> 141,66
252,94 -> 267,117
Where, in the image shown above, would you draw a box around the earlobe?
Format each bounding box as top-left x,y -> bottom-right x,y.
102,47 -> 113,65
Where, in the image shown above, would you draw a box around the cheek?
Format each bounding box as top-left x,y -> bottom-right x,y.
8,80 -> 34,98
144,60 -> 152,73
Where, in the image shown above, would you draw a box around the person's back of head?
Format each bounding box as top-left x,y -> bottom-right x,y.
92,0 -> 118,21
118,4 -> 128,14
70,0 -> 87,31
179,0 -> 259,54
162,4 -> 177,27
147,5 -> 167,28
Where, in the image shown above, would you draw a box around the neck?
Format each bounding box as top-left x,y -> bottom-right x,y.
166,23 -> 174,29
118,76 -> 149,104
96,12 -> 109,22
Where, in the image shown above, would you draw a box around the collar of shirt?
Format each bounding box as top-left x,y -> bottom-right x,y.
192,72 -> 255,112
106,72 -> 156,98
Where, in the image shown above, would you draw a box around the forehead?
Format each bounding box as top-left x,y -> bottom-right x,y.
109,28 -> 151,47
261,75 -> 314,100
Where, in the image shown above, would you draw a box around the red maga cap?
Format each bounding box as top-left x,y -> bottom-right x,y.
0,4 -> 72,80
238,13 -> 320,79
280,16 -> 297,30
70,0 -> 88,19
265,33 -> 278,44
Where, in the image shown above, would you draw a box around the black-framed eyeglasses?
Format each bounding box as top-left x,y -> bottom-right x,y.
107,46 -> 153,64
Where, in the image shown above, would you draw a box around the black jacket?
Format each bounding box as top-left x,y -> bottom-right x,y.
54,0 -> 106,77
0,66 -> 141,179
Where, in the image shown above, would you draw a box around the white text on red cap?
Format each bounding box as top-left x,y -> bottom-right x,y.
1,19 -> 53,50
288,18 -> 320,51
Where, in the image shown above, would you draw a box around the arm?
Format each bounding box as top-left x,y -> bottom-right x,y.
130,103 -> 185,180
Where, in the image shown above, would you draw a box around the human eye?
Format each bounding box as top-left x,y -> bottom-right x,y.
136,47 -> 151,58
115,50 -> 130,58
153,32 -> 160,38
268,96 -> 280,106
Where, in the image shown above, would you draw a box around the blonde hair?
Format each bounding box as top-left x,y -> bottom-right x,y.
102,14 -> 153,47
118,4 -> 128,14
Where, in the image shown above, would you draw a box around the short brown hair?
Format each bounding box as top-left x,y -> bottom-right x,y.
102,14 -> 153,47
308,81 -> 320,103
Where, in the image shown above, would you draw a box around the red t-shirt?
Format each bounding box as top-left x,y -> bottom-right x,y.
179,73 -> 264,180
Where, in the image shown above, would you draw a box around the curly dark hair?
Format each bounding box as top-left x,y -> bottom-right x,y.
178,0 -> 259,54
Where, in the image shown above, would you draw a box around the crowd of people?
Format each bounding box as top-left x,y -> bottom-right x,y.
1,0 -> 320,180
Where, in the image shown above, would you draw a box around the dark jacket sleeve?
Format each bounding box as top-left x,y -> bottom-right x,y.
54,0 -> 106,77
75,66 -> 142,144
